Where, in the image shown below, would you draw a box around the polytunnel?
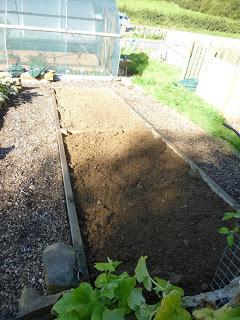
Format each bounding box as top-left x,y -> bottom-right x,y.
0,0 -> 121,76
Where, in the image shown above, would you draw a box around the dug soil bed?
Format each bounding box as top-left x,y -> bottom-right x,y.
56,87 -> 231,295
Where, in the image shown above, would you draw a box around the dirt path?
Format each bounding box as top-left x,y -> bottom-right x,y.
0,88 -> 71,319
56,86 -> 231,295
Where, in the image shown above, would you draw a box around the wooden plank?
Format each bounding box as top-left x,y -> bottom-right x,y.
52,90 -> 89,281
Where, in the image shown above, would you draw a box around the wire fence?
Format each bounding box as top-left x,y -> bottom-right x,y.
210,224 -> 240,304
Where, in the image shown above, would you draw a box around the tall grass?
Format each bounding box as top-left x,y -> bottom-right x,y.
118,0 -> 240,37
133,60 -> 240,151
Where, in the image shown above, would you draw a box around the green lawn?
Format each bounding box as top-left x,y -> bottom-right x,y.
118,0 -> 240,38
132,60 -> 240,151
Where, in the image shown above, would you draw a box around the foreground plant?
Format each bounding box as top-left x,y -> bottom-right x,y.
52,256 -> 240,320
219,211 -> 240,247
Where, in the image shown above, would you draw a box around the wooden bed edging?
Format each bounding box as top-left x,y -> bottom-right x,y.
52,89 -> 89,280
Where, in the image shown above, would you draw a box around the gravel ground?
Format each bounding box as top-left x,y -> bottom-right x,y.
53,78 -> 240,204
0,87 -> 71,320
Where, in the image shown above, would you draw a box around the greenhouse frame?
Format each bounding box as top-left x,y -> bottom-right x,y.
0,0 -> 121,76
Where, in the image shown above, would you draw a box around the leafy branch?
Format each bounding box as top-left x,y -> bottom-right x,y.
219,211 -> 240,247
52,255 -> 240,320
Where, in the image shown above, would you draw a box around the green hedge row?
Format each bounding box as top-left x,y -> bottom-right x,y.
120,5 -> 240,34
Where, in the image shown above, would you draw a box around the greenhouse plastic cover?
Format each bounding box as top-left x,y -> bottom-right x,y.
0,0 -> 121,76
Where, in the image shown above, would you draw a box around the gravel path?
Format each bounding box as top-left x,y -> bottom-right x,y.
0,87 -> 71,320
53,79 -> 240,205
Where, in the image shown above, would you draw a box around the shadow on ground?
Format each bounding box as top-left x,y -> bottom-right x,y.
64,128 -> 232,296
0,87 -> 41,130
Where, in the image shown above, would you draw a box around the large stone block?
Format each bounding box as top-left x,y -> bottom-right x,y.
18,286 -> 63,320
43,243 -> 79,294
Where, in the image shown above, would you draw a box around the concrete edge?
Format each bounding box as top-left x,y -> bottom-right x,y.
120,93 -> 240,211
52,89 -> 89,280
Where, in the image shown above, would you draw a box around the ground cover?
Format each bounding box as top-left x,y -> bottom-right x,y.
118,0 -> 240,38
132,59 -> 240,152
56,86 -> 231,295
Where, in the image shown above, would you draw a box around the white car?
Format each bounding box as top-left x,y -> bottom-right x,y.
119,12 -> 133,32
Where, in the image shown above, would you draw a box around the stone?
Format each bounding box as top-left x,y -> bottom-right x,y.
43,243 -> 79,294
18,288 -> 64,320
19,286 -> 41,314
20,72 -> 34,80
44,71 -> 55,82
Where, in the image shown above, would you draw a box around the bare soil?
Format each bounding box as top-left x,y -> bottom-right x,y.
56,87 -> 231,295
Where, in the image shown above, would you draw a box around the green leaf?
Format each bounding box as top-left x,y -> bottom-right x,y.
154,278 -> 168,291
95,273 -> 108,289
115,277 -> 136,311
134,256 -> 152,291
101,281 -> 118,299
192,308 -> 214,319
102,308 -> 125,320
218,227 -> 230,235
135,304 -> 159,320
193,304 -> 240,319
222,211 -> 240,221
91,304 -> 105,320
52,283 -> 99,320
154,290 -> 191,320
127,288 -> 145,311
95,258 -> 121,272
227,233 -> 234,247
154,278 -> 184,297
52,292 -> 72,319
233,226 -> 240,233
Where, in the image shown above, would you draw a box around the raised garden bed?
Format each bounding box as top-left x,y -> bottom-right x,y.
55,86 -> 232,295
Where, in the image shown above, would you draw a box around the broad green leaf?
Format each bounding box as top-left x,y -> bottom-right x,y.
134,256 -> 152,291
154,278 -> 168,290
227,233 -> 234,247
95,258 -> 121,272
135,303 -> 159,320
52,292 -> 72,318
193,304 -> 240,319
218,227 -> 230,235
101,281 -> 118,299
91,304 -> 105,320
127,288 -> 145,311
67,283 -> 99,318
193,308 -> 214,319
154,277 -> 184,296
52,283 -> 99,320
154,290 -> 191,320
115,277 -> 136,311
223,211 -> 240,221
233,226 -> 240,233
95,273 -> 108,289
102,308 -> 125,320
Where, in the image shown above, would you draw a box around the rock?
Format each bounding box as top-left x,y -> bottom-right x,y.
43,243 -> 79,294
18,287 -> 64,320
20,72 -> 34,80
19,286 -> 41,314
0,72 -> 11,78
44,71 -> 55,82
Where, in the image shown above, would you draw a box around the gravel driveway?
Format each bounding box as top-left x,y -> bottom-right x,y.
0,87 -> 71,319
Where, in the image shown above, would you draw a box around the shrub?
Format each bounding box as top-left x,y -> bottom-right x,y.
121,52 -> 149,76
